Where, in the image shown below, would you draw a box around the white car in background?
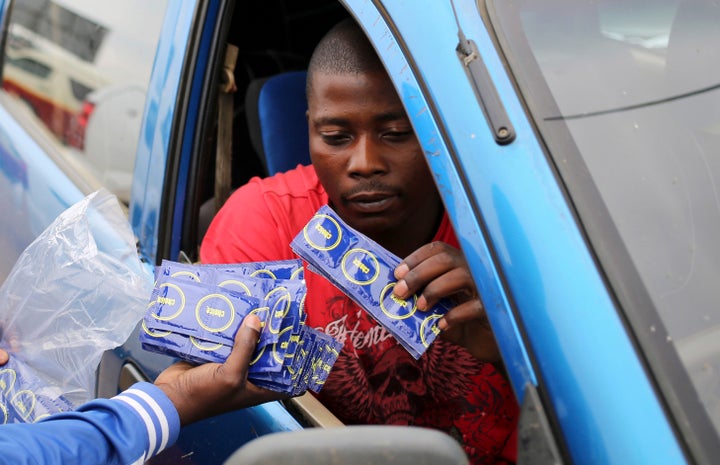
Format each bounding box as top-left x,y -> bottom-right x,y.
2,24 -> 109,144
68,83 -> 146,204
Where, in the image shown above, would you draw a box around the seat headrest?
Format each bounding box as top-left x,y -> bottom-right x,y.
245,70 -> 310,176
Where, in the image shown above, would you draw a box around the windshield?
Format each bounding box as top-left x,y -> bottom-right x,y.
490,0 -> 720,457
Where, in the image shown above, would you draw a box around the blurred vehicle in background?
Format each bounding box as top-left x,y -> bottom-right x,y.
2,23 -> 108,144
66,83 -> 146,203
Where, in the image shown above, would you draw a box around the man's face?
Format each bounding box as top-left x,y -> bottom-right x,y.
307,70 -> 442,246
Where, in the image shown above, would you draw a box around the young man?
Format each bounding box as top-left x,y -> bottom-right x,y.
0,315 -> 281,465
201,18 -> 518,464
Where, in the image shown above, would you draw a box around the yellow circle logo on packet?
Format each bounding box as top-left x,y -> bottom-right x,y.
218,279 -> 252,296
142,300 -> 172,337
290,266 -> 304,281
151,283 -> 186,321
0,368 -> 17,394
11,389 -> 36,421
379,282 -> 418,320
341,248 -> 380,285
141,319 -> 172,338
420,314 -> 443,348
251,269 -> 277,279
0,402 -> 7,425
249,306 -> 270,330
303,214 -> 342,251
298,292 -> 306,318
195,293 -> 235,333
250,344 -> 266,366
272,325 -> 294,364
190,336 -> 224,352
171,270 -> 201,281
264,287 -> 292,334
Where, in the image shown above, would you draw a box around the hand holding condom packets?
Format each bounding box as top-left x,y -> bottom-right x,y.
143,274 -> 305,374
290,205 -> 453,360
140,260 -> 343,395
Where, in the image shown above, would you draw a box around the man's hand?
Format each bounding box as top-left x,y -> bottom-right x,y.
393,242 -> 501,363
0,348 -> 7,366
154,315 -> 285,426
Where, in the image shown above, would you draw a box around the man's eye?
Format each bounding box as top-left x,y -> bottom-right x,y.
320,133 -> 350,145
383,130 -> 413,141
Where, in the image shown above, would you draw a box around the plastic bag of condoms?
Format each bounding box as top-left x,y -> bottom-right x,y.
0,190 -> 153,423
0,357 -> 75,424
290,205 -> 452,359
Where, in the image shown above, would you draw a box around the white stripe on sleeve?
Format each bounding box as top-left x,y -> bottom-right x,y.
115,396 -> 157,461
123,388 -> 171,454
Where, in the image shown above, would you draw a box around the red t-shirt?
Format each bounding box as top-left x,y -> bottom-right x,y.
201,165 -> 518,464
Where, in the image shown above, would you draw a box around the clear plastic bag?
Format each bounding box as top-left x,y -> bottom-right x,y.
0,189 -> 153,420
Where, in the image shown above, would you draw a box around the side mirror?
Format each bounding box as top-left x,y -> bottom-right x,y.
223,425 -> 470,465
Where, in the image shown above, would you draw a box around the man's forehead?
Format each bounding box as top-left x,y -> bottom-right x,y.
309,68 -> 390,91
309,109 -> 409,126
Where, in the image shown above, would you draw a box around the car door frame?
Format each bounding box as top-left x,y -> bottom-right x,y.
360,0 -> 689,463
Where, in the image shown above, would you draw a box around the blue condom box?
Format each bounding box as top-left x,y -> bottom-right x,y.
290,205 -> 452,359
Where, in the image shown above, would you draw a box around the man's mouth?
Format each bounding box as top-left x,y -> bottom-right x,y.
343,191 -> 397,213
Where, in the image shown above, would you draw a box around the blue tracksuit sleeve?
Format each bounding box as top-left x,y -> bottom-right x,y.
0,382 -> 180,465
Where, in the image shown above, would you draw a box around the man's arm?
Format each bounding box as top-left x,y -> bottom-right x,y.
0,382 -> 179,465
0,315 -> 281,465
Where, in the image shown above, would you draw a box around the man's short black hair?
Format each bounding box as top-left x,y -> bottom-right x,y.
306,17 -> 385,97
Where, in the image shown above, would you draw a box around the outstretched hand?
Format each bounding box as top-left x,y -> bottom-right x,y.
154,314 -> 285,426
393,242 -> 501,364
0,348 -> 7,366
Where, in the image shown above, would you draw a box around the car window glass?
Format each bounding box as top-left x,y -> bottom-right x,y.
1,0 -> 168,204
6,56 -> 51,77
491,0 -> 720,446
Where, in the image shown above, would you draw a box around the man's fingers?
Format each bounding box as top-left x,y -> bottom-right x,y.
221,314 -> 262,376
439,299 -> 486,330
0,348 -> 8,365
439,301 -> 501,362
394,253 -> 455,298
396,242 -> 452,276
420,267 -> 476,310
394,243 -> 465,298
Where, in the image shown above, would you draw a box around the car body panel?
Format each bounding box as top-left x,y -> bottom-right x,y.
362,0 -> 687,463
0,96 -> 88,283
130,0 -> 197,264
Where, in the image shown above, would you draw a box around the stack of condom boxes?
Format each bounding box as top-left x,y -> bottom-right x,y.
0,356 -> 74,424
291,205 -> 452,360
140,259 -> 343,396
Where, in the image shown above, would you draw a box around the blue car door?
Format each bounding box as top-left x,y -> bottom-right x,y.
118,1 -> 303,462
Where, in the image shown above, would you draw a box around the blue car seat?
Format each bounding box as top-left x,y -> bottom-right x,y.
198,70 -> 310,243
245,70 -> 310,176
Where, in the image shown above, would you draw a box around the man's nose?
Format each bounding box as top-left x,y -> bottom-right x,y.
347,135 -> 387,177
